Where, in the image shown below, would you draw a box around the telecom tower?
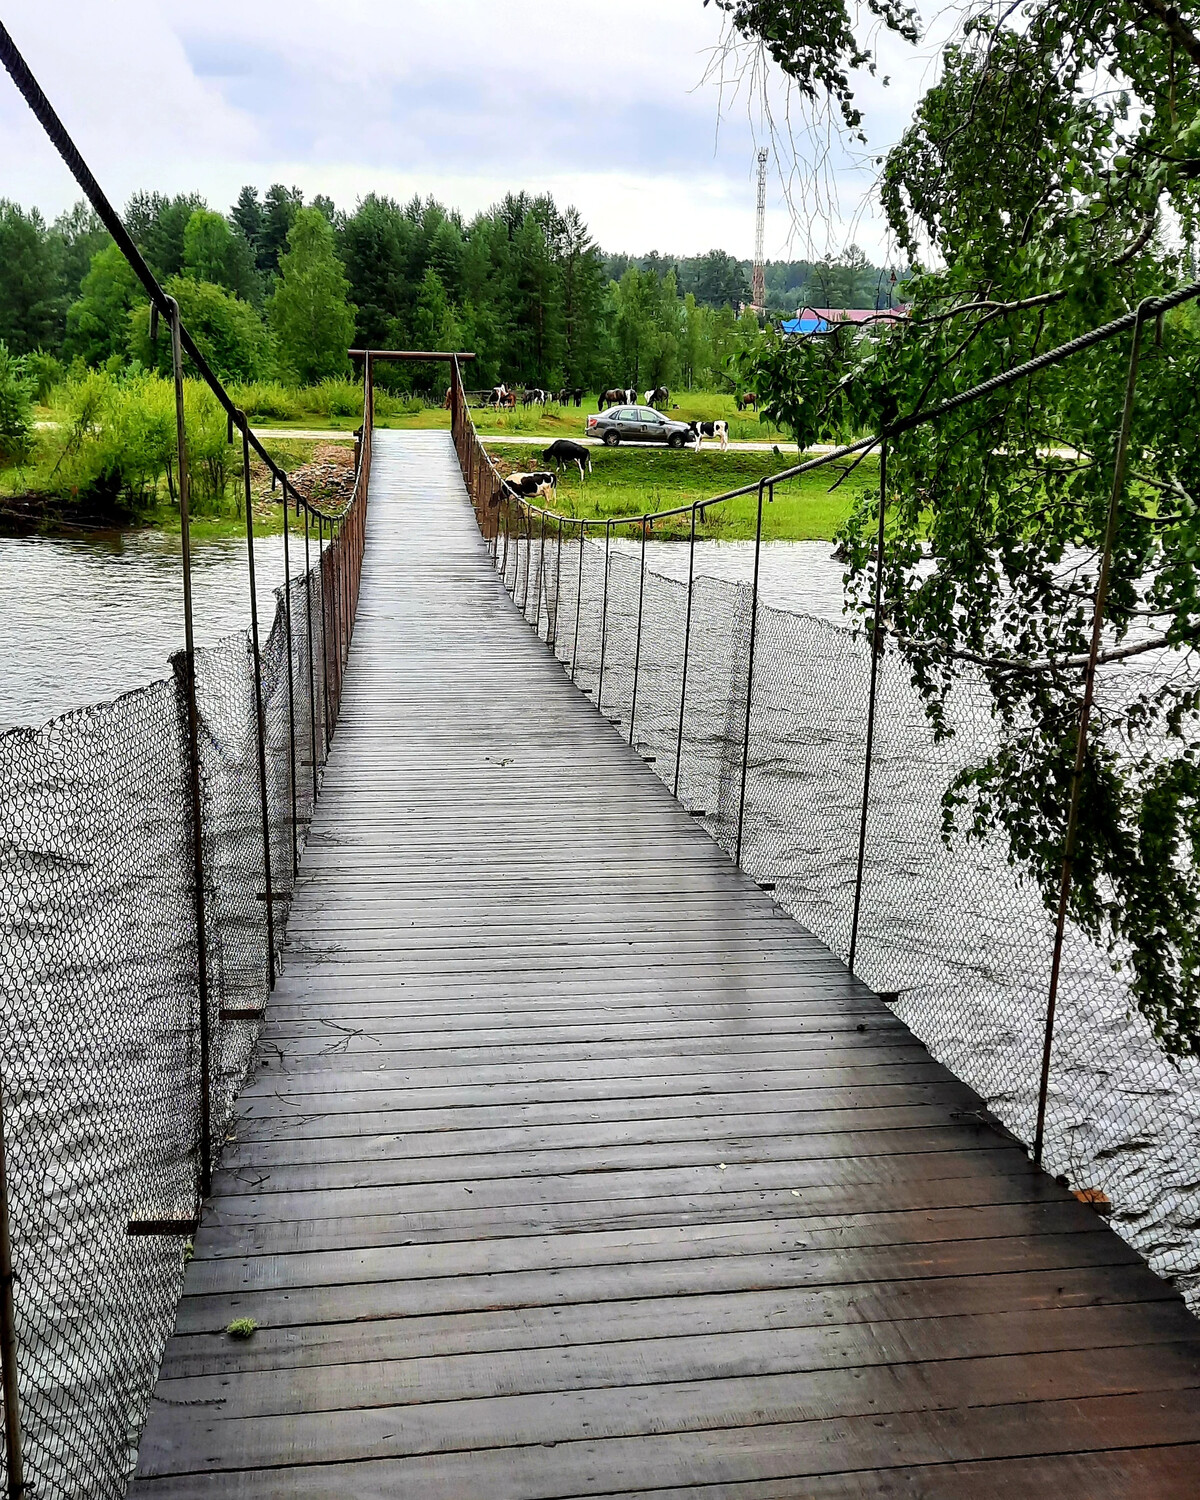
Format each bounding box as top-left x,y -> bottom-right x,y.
752,148 -> 768,312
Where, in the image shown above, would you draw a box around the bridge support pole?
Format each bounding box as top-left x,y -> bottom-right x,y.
1034,312 -> 1147,1167
280,481 -> 300,880
849,442 -> 888,976
673,504 -> 698,798
241,422 -> 276,990
734,480 -> 768,868
0,1069 -> 24,1500
570,520 -> 585,683
168,300 -> 213,1200
597,522 -> 612,712
303,505 -> 319,802
629,517 -> 649,746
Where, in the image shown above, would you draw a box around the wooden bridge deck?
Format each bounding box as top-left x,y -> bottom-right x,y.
133,430 -> 1200,1497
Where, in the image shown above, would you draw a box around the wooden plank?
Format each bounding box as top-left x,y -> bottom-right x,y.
131,431 -> 1200,1495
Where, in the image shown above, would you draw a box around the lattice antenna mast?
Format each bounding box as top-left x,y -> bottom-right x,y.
752,148 -> 768,312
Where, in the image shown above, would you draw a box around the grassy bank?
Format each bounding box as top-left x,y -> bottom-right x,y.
0,433 -> 331,540
487,443 -> 871,542
251,389 -> 792,445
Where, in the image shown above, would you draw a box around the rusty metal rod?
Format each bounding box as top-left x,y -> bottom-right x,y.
848,440 -> 889,976
673,503 -> 699,799
0,1067 -> 24,1500
734,480 -> 768,868
168,301 -> 213,1200
241,423 -> 276,990
1034,310 -> 1148,1167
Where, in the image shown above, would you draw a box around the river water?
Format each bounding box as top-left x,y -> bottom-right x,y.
0,531 -> 289,731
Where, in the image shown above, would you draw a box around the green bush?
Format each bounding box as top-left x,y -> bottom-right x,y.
23,349 -> 65,403
227,380 -> 301,421
0,341 -> 33,462
41,369 -> 239,517
300,378 -> 364,419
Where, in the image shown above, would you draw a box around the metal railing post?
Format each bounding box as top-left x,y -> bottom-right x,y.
673,503 -> 698,798
1034,312 -> 1148,1167
279,479 -> 300,879
521,508 -> 534,618
241,422 -> 276,989
0,1069 -> 24,1500
734,480 -> 768,868
550,515 -> 564,650
629,517 -> 649,746
597,521 -> 612,711
571,519 -> 586,682
534,510 -> 548,636
302,504 -> 319,802
167,300 -> 213,1198
848,443 -> 888,974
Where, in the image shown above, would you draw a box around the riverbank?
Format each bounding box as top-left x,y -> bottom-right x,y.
487,442 -> 871,542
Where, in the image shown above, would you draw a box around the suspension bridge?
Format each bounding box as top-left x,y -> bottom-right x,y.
3,20 -> 1200,1499
121,425 -> 1200,1497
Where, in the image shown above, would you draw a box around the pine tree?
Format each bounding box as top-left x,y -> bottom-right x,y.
268,208 -> 356,384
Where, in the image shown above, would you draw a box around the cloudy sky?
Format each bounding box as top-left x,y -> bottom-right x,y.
1,2 -> 938,260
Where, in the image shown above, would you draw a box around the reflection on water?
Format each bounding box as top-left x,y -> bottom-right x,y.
0,530 -> 289,731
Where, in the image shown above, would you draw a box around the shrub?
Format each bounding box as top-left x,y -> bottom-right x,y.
23,349 -> 65,403
226,381 -> 301,421
0,341 -> 33,462
41,369 -> 236,517
300,378 -> 364,419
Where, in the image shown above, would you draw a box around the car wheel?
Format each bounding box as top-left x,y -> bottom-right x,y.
603,430 -> 620,446
667,432 -> 684,449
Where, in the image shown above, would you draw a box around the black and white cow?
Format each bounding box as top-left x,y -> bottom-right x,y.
689,420 -> 729,452
503,471 -> 558,501
543,439 -> 592,477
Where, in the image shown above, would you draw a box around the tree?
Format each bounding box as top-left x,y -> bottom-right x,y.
738,0 -> 1200,1053
231,186 -> 264,258
0,202 -> 59,354
129,275 -> 271,382
268,208 -> 356,383
260,184 -> 305,276
683,249 -> 748,309
64,243 -> 142,366
126,191 -> 207,279
182,210 -> 259,303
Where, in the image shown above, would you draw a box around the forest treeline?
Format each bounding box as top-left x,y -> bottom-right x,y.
0,186 -> 893,395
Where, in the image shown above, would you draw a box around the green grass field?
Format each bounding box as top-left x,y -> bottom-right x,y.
253,390 -> 793,446
487,443 -> 873,542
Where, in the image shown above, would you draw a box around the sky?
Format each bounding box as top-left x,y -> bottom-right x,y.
0,1 -> 941,261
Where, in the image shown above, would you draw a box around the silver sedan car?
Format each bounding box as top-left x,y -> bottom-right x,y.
586,406 -> 693,447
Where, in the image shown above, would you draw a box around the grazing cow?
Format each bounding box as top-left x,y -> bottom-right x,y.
571,387 -> 584,407
737,392 -> 758,412
644,386 -> 669,410
689,420 -> 730,452
503,470 -> 558,502
555,387 -> 572,406
543,439 -> 592,477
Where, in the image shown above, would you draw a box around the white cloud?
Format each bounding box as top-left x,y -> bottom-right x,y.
0,0 -> 935,258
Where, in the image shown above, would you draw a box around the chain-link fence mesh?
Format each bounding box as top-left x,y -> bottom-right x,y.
452,381 -> 1200,1316
0,434 -> 367,1497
